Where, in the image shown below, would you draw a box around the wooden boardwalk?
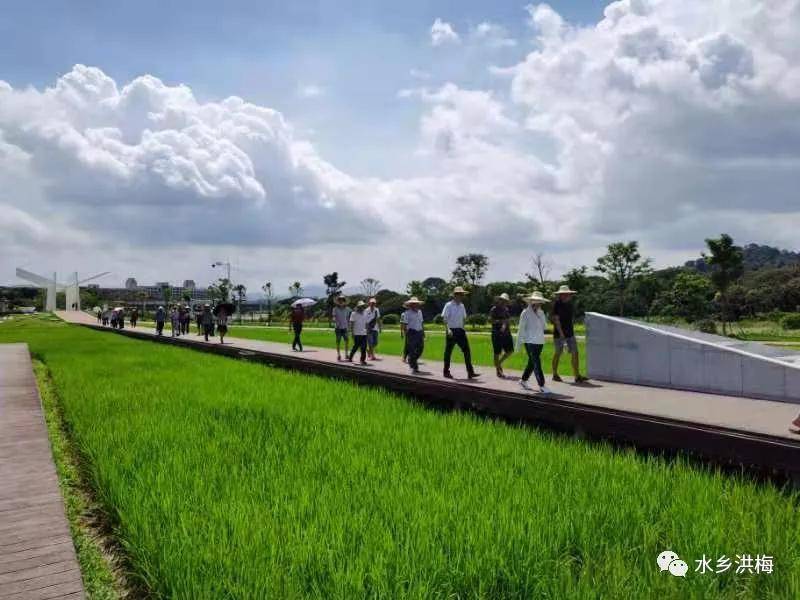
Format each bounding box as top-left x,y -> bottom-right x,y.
0,344 -> 84,600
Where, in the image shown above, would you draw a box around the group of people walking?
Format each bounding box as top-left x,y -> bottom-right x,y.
308,285 -> 587,394
97,306 -> 138,329
154,303 -> 230,343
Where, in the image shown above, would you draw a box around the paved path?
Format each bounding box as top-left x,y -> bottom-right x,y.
58,311 -> 800,441
0,344 -> 84,599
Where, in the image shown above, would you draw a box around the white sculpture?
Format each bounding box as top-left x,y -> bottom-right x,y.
16,268 -> 110,311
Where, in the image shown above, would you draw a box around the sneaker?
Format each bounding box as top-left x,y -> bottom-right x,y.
496,368 -> 504,379
443,371 -> 453,379
519,380 -> 532,391
552,374 -> 563,382
360,360 -> 368,366
539,385 -> 552,394
468,372 -> 481,379
575,375 -> 589,383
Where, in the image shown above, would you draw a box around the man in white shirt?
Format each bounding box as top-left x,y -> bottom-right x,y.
364,297 -> 381,360
400,297 -> 425,373
441,287 -> 479,379
332,295 -> 351,361
348,300 -> 370,365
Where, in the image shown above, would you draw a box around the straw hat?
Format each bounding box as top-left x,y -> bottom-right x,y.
554,285 -> 577,296
356,300 -> 366,308
403,296 -> 423,307
525,291 -> 548,304
335,295 -> 346,302
452,286 -> 468,295
496,292 -> 510,302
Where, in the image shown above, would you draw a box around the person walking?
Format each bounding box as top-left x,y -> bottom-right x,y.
551,285 -> 588,383
117,308 -> 125,329
201,304 -> 214,342
170,306 -> 180,337
516,291 -> 552,394
130,307 -> 139,328
441,287 -> 479,379
490,292 -> 514,378
348,300 -> 369,365
290,303 -> 305,351
400,310 -> 409,363
401,297 -> 425,374
155,305 -> 166,335
365,297 -> 381,360
110,309 -> 118,329
332,295 -> 351,361
96,308 -> 102,323
101,309 -> 109,326
217,307 -> 229,344
195,305 -> 204,336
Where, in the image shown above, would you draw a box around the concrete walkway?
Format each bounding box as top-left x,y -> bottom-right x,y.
58,310 -> 800,441
0,344 -> 84,599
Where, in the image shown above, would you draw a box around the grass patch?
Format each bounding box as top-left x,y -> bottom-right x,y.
2,316 -> 799,598
33,358 -> 125,599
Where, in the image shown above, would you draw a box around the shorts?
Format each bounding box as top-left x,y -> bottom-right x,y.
491,330 -> 514,355
335,327 -> 349,342
368,330 -> 379,347
554,336 -> 578,354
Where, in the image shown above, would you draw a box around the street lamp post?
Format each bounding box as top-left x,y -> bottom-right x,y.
211,261 -> 231,301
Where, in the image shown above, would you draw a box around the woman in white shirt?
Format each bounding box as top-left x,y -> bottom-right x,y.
516,291 -> 552,394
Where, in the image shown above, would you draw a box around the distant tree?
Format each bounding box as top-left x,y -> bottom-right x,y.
595,241 -> 652,316
526,252 -> 551,285
161,284 -> 173,307
704,233 -> 744,334
563,266 -> 590,294
324,272 -> 347,325
451,254 -> 489,289
288,281 -> 303,298
214,278 -> 231,303
261,281 -> 275,325
233,284 -> 247,320
360,278 -> 381,297
651,272 -> 714,321
406,280 -> 426,299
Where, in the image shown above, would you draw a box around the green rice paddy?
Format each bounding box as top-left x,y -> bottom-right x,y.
1,317 -> 798,598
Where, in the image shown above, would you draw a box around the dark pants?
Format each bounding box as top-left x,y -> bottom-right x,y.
203,324 -> 213,341
196,317 -> 203,335
522,343 -> 545,387
406,329 -> 424,370
349,335 -> 367,363
292,322 -> 303,351
444,328 -> 475,375
156,321 -> 164,335
131,318 -> 137,328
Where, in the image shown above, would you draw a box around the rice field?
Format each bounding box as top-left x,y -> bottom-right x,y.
1,316 -> 799,598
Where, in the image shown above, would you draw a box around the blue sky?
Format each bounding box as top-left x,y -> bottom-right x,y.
0,1 -> 601,178
1,1 -> 798,292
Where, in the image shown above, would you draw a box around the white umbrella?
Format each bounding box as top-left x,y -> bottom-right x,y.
292,298 -> 317,308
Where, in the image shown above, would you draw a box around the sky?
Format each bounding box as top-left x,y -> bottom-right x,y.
1,0 -> 799,296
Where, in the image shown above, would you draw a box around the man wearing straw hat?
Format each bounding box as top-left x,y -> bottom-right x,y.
551,284 -> 588,383
441,286 -> 480,379
348,300 -> 370,365
332,295 -> 351,361
516,291 -> 552,394
490,292 -> 514,378
401,297 -> 425,374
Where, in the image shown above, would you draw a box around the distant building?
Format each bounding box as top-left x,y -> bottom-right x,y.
92,279 -> 211,307
125,278 -> 138,290
183,280 -> 196,290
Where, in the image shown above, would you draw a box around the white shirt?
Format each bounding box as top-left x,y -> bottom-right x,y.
364,306 -> 381,331
516,305 -> 547,349
402,308 -> 424,331
350,310 -> 370,336
441,300 -> 467,329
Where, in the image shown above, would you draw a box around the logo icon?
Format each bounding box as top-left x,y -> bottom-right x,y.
657,550 -> 687,577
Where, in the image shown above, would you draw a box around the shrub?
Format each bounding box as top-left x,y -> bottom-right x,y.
466,314 -> 489,328
781,314 -> 800,330
382,314 -> 399,325
694,319 -> 717,334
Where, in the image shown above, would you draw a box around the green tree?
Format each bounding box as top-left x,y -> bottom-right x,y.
233,284 -> 247,321
652,272 -> 714,320
704,233 -> 744,334
360,278 -> 381,297
161,284 -> 173,307
261,282 -> 275,326
405,280 -> 426,299
288,281 -> 303,298
595,241 -> 652,316
323,273 -> 347,325
451,254 -> 489,288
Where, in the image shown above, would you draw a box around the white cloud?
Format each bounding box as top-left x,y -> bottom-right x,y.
297,84 -> 325,99
430,18 -> 460,47
472,22 -> 517,48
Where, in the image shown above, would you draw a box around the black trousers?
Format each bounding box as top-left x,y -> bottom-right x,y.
349,334 -> 367,362
406,329 -> 424,370
292,322 -> 303,351
522,343 -> 545,387
444,328 -> 475,375
156,321 -> 164,335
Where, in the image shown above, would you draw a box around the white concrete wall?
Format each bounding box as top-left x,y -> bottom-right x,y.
586,313 -> 800,404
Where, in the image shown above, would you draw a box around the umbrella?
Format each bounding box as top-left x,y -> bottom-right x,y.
114,307 -> 124,311
213,302 -> 235,316
292,298 -> 317,308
